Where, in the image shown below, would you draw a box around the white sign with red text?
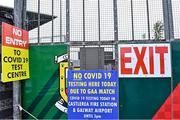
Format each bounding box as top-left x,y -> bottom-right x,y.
118,44 -> 171,77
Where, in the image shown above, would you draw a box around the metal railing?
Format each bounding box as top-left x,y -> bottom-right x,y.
26,0 -> 180,44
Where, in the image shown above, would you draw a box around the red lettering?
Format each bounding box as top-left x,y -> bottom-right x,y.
134,47 -> 148,74
149,47 -> 154,74
120,47 -> 132,74
156,46 -> 168,74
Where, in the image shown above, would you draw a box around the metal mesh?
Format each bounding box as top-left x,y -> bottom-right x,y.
61,0 -> 67,42
100,0 -> 114,41
172,0 -> 180,39
70,0 -> 83,41
26,0 -> 180,43
70,46 -> 81,67
27,0 -> 38,43
133,0 -> 149,40
117,0 -> 132,40
40,0 -> 52,43
85,0 -> 99,41
25,0 -> 180,71
148,0 -> 164,40
27,0 -> 66,44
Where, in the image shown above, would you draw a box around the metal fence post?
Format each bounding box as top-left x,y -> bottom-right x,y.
66,0 -> 71,70
38,0 -> 40,44
60,0 -> 62,42
162,0 -> 174,41
52,0 -> 54,43
113,0 -> 119,71
146,0 -> 150,40
130,0 -> 134,41
82,0 -> 86,70
98,0 -> 101,69
162,0 -> 174,119
13,0 -> 26,119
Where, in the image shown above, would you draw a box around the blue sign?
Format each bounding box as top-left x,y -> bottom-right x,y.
68,70 -> 118,120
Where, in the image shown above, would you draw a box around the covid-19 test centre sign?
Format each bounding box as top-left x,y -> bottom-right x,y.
1,22 -> 29,82
118,43 -> 171,78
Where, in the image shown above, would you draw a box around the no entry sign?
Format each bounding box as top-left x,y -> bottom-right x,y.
118,43 -> 171,78
1,22 -> 29,82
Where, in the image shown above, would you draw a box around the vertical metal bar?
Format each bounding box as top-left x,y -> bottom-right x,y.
83,0 -> 86,69
162,0 -> 174,41
60,0 -> 62,42
162,0 -> 174,118
23,2 -> 26,109
83,0 -> 85,43
98,0 -> 101,42
23,0 -> 27,30
113,0 -> 119,70
66,0 -> 70,43
38,0 -> 40,44
146,0 -> 151,40
113,0 -> 120,114
168,0 -> 174,41
52,0 -> 54,43
98,0 -> 101,69
170,43 -> 174,119
13,0 -> 26,119
66,0 -> 71,69
131,0 -> 134,41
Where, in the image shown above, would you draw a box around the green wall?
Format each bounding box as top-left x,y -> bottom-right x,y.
22,44 -> 67,119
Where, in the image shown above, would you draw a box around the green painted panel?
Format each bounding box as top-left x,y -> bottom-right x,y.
171,41 -> 180,88
119,78 -> 171,119
22,44 -> 67,119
